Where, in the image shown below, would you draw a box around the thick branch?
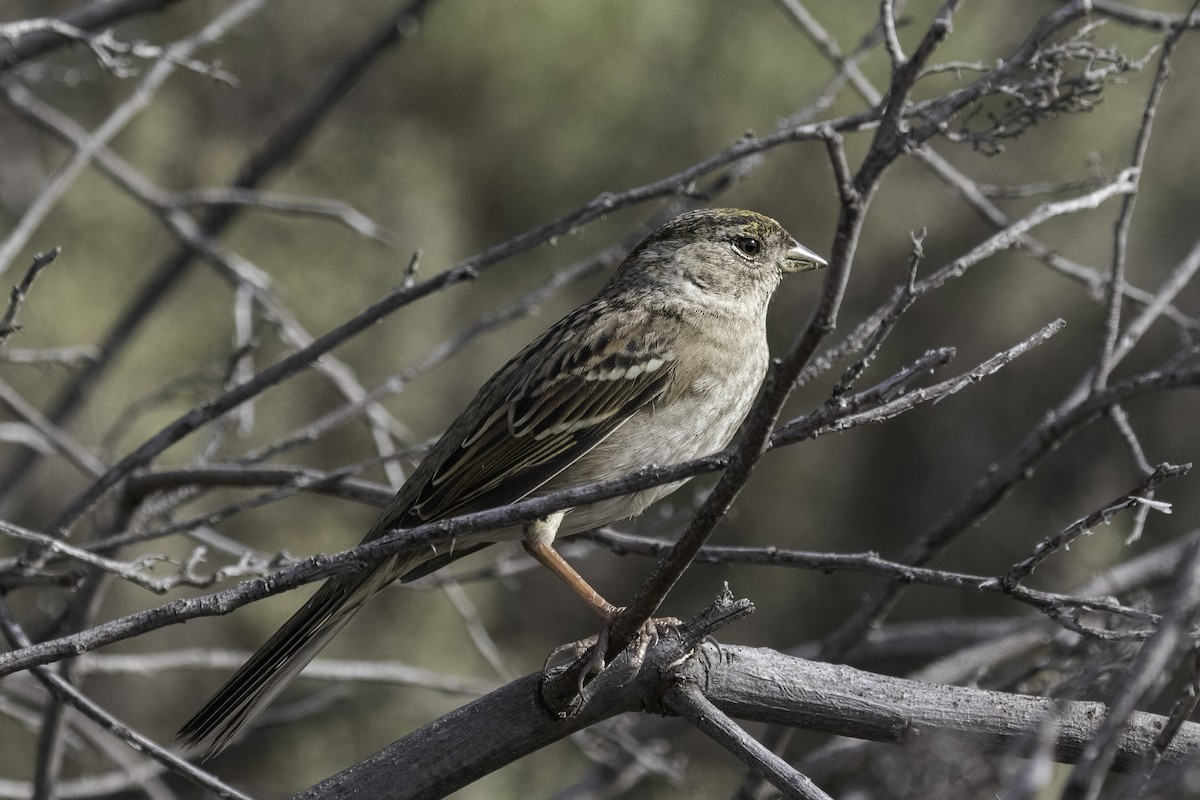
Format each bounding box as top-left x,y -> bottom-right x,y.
293,638 -> 1200,799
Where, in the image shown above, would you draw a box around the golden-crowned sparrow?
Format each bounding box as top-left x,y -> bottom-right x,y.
178,208 -> 825,757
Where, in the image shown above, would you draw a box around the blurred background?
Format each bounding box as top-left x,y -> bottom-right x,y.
1,0 -> 1199,797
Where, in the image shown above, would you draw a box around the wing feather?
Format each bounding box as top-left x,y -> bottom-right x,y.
364,299 -> 681,537
413,352 -> 673,521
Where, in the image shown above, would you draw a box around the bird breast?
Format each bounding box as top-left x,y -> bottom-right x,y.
552,324 -> 770,536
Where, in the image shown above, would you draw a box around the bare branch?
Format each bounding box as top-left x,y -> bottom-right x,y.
0,19 -> 237,82
169,187 -> 401,247
1061,537 -> 1200,799
0,345 -> 98,366
880,0 -> 906,69
0,0 -> 440,507
1086,0 -> 1200,31
0,599 -> 250,800
665,683 -> 834,800
820,319 -> 1065,431
0,247 -> 58,346
821,353 -> 1200,661
78,649 -> 497,696
1002,463 -> 1189,589
1115,235 -> 1200,365
0,0 -> 190,69
591,529 -> 1159,639
0,0 -> 267,275
293,633 -> 1200,800
0,377 -> 106,478
1093,1 -> 1199,391
0,518 -> 186,593
799,172 -> 1137,386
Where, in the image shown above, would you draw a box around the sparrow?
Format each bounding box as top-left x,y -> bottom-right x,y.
178,208 -> 826,757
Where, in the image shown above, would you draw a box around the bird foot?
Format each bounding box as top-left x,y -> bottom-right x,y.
625,615 -> 683,678
543,633 -> 600,675
543,614 -> 684,695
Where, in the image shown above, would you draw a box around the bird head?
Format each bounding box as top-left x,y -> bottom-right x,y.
609,208 -> 826,306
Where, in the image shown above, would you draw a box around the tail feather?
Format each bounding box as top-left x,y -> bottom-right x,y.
177,558 -> 402,759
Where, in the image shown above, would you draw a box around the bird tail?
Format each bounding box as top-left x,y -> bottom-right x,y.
177,554 -> 410,759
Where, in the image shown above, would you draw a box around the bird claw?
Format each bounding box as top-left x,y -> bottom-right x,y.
625,616 -> 682,679
543,614 -> 684,695
543,633 -> 602,674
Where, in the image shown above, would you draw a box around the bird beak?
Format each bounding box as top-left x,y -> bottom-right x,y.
783,240 -> 828,273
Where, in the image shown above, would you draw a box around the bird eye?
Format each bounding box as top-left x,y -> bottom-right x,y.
732,237 -> 761,257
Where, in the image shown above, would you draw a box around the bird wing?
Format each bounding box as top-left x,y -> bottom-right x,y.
405,305 -> 678,523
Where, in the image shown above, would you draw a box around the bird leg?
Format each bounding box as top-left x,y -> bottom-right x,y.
522,512 -> 620,621
522,513 -> 680,689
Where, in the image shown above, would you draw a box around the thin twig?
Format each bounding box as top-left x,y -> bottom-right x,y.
0,378 -> 106,478
814,320 -> 1064,432
1060,536 -> 1200,800
880,0 -> 906,69
78,648 -> 497,695
0,247 -> 58,346
798,172 -> 1137,386
1002,463 -> 1188,589
0,519 -> 186,593
0,599 -> 251,800
1114,235 -> 1200,365
1087,0 -> 1200,32
0,19 -> 237,82
0,0 -> 267,275
820,351 -> 1200,661
442,581 -> 517,681
0,0 -> 190,69
1093,0 -> 1198,391
771,0 -> 889,126
0,0 -> 440,509
0,345 -> 98,366
170,187 -> 400,247
592,529 -> 1159,637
